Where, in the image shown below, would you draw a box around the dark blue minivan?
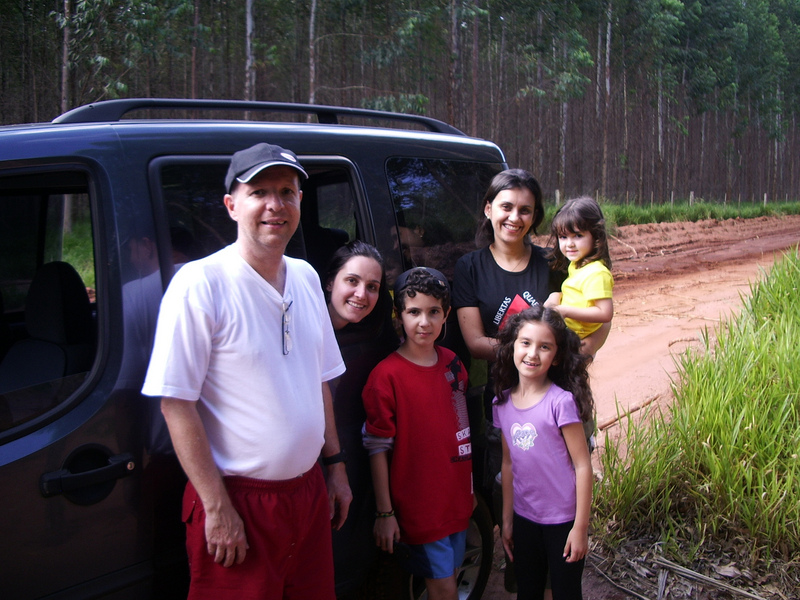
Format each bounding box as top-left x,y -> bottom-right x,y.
0,99 -> 506,599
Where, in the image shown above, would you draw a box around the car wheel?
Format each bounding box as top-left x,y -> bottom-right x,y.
404,494 -> 494,600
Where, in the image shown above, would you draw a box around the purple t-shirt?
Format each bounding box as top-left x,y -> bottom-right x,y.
493,383 -> 580,524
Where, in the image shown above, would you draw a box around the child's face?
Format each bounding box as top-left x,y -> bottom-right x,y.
557,229 -> 594,263
514,321 -> 558,384
398,292 -> 448,350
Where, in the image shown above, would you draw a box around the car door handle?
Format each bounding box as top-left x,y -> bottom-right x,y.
40,452 -> 137,498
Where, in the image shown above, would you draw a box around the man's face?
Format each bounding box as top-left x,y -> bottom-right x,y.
224,165 -> 302,256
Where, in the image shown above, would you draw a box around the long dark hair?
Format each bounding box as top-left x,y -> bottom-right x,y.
324,240 -> 392,341
492,305 -> 594,422
547,196 -> 611,271
475,169 -> 544,247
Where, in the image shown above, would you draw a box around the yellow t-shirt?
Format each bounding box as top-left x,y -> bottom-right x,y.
561,260 -> 613,338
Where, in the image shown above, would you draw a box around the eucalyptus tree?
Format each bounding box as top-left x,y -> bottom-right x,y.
0,0 -> 61,123
53,0 -> 198,107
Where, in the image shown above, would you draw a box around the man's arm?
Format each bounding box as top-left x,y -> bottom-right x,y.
320,381 -> 352,530
161,397 -> 248,567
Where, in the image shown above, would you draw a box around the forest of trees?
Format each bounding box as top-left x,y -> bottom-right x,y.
2,0 -> 800,205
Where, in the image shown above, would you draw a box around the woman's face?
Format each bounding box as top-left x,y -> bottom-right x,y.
485,187 -> 537,247
327,255 -> 382,329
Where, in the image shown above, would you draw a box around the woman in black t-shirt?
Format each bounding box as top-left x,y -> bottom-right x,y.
453,169 -> 608,416
452,168 -> 608,478
453,170 -> 555,414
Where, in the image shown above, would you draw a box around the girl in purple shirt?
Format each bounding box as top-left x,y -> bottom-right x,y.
492,305 -> 594,600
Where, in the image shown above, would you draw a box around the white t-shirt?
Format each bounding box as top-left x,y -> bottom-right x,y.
142,244 -> 345,480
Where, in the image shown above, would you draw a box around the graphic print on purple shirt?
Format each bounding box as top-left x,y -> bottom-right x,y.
510,422 -> 538,451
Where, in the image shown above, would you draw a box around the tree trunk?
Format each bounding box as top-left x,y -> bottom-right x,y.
471,0 -> 479,136
447,0 -> 460,125
560,100 -> 567,195
493,15 -> 505,141
601,2 -> 612,198
308,0 -> 317,105
60,0 -> 70,114
191,0 -> 199,99
244,0 -> 255,103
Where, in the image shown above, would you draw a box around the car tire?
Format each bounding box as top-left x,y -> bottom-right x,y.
403,494 -> 494,600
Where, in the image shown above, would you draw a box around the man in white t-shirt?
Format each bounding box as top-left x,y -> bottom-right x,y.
142,143 -> 351,600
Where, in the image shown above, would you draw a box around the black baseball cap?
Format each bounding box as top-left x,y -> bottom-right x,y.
225,143 -> 308,193
393,266 -> 450,296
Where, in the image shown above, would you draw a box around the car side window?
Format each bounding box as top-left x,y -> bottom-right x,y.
157,159 -> 359,278
386,158 -> 503,281
0,172 -> 97,434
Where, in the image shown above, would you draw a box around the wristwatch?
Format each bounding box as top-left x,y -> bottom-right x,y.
321,450 -> 347,466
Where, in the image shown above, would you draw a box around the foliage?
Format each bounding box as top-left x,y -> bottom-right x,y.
540,200 -> 800,233
4,0 -> 800,204
595,248 -> 800,560
361,94 -> 429,114
62,220 -> 95,290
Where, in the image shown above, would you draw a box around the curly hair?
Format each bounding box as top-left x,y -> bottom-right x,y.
393,267 -> 451,314
475,169 -> 545,247
491,305 -> 594,422
547,196 -> 611,272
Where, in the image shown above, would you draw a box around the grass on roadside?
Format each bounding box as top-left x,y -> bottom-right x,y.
540,200 -> 800,235
594,247 -> 800,565
62,220 -> 95,289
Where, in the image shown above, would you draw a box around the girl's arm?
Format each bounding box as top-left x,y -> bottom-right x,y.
561,422 -> 593,563
457,306 -> 498,361
553,297 -> 613,325
368,450 -> 400,553
500,432 -> 515,562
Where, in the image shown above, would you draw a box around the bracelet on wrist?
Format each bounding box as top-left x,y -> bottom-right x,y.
375,510 -> 395,518
321,450 -> 347,466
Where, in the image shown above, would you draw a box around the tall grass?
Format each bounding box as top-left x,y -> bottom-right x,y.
540,200 -> 800,234
595,248 -> 800,561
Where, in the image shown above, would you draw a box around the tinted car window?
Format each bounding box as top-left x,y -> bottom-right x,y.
386,158 -> 502,281
157,159 -> 360,277
0,175 -> 96,433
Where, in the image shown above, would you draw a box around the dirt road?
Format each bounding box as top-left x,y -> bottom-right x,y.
480,214 -> 800,600
592,214 -> 800,438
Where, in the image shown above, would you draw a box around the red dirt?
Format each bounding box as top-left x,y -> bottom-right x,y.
481,214 -> 800,600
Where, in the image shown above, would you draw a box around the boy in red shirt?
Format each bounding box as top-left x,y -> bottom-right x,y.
362,267 -> 473,600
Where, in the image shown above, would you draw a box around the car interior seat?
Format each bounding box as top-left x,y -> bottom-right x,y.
0,261 -> 95,394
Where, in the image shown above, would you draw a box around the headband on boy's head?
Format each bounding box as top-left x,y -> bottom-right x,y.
393,266 -> 450,296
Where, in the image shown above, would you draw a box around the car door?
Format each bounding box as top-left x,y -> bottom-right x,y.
0,165 -> 186,599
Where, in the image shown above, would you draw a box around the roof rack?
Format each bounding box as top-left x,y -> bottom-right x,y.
53,98 -> 465,136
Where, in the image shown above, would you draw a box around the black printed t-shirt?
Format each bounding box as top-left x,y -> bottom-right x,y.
453,245 -> 563,419
452,245 -> 558,337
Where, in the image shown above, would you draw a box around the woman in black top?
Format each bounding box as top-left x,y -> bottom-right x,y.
324,241 -> 399,586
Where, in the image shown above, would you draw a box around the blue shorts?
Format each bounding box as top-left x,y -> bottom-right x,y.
397,530 -> 467,580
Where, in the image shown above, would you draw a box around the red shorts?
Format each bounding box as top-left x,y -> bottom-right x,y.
182,463 -> 334,600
